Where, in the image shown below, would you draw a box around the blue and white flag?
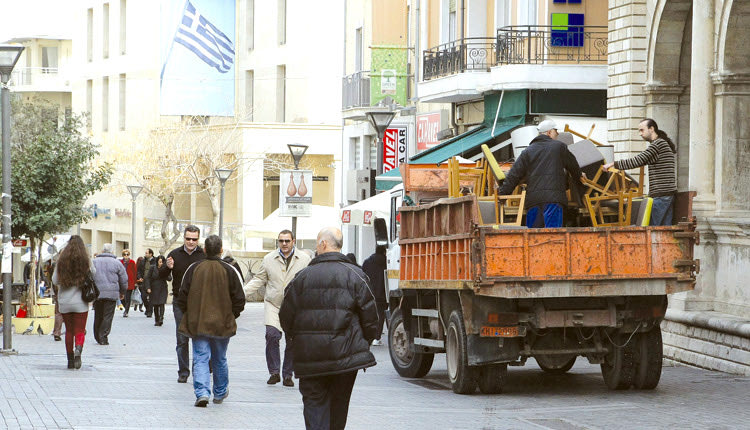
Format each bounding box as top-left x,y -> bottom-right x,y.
174,0 -> 234,73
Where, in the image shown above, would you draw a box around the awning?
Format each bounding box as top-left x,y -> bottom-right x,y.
375,168 -> 402,192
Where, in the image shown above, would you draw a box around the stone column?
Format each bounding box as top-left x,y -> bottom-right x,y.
687,0 -> 716,214
644,83 -> 687,189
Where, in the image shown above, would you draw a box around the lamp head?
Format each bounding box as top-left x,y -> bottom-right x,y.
214,168 -> 234,184
127,185 -> 144,199
0,45 -> 24,84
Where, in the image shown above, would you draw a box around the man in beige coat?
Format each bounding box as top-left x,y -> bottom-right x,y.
245,229 -> 311,387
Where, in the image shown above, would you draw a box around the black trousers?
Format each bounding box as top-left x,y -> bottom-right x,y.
375,301 -> 387,341
153,304 -> 165,324
123,289 -> 133,312
139,285 -> 152,315
298,371 -> 358,430
93,299 -> 117,344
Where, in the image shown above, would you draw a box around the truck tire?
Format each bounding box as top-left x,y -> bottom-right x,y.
537,356 -> 577,375
601,333 -> 636,390
477,363 -> 507,394
388,308 -> 434,378
633,327 -> 663,390
446,310 -> 477,394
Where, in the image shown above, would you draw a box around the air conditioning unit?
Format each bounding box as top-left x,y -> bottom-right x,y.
346,169 -> 372,201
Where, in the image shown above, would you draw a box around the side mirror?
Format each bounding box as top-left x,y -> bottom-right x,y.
373,217 -> 388,246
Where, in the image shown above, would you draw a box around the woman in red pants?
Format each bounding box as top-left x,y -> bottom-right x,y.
52,235 -> 95,369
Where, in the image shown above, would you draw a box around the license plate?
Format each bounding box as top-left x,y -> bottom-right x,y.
480,326 -> 519,337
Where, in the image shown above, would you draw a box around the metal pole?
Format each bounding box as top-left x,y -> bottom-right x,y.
131,197 -> 136,255
376,135 -> 384,175
218,182 -> 225,241
2,83 -> 14,352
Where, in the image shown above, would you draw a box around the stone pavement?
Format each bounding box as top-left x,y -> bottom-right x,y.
1,303 -> 749,429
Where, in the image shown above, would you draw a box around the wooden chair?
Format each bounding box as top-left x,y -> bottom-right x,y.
581,167 -> 644,226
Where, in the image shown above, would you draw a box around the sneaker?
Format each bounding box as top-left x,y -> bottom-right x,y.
266,373 -> 281,385
213,391 -> 228,404
371,339 -> 382,346
118,305 -> 124,311
123,312 -> 128,318
177,374 -> 189,383
194,396 -> 209,407
283,377 -> 294,387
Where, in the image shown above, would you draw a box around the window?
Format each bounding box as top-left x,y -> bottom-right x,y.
102,76 -> 109,131
86,79 -> 93,131
246,0 -> 254,50
278,0 -> 286,45
87,8 -> 93,62
119,0 -> 127,54
276,65 -> 286,122
495,0 -> 511,29
245,70 -> 254,120
355,28 -> 363,72
41,47 -> 58,71
518,0 -> 538,26
103,3 -> 110,59
449,0 -> 457,41
119,73 -> 126,130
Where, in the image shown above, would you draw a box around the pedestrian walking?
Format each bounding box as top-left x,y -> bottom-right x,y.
280,227 -> 379,430
159,225 -> 206,383
362,245 -> 388,346
137,249 -> 156,317
175,235 -> 245,407
47,259 -> 64,342
148,255 -> 170,326
499,119 -> 585,228
245,229 -> 311,387
120,249 -> 138,316
602,118 -> 677,226
92,243 -> 128,345
51,235 -> 95,369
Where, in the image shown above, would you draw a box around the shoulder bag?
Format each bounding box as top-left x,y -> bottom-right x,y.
81,273 -> 100,302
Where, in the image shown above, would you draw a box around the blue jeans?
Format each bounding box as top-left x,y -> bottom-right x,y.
173,306 -> 191,377
192,336 -> 230,399
650,195 -> 674,226
266,325 -> 294,378
526,203 -> 563,228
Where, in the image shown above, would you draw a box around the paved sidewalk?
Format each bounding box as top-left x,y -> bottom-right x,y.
1,303 -> 749,429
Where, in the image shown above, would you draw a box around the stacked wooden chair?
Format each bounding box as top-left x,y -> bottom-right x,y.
581,166 -> 644,226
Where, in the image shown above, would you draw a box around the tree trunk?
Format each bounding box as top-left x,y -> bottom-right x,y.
159,196 -> 181,255
25,237 -> 39,317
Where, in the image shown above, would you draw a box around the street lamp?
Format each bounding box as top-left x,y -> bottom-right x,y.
127,185 -> 143,258
214,168 -> 234,241
287,143 -> 308,239
366,111 -> 396,175
1,44 -> 24,354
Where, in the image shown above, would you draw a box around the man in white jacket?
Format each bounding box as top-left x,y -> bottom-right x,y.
245,229 -> 311,387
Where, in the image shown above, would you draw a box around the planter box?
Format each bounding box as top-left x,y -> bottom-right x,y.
12,316 -> 54,335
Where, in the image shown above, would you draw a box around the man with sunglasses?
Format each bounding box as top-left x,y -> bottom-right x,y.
245,229 -> 311,387
160,225 -> 206,383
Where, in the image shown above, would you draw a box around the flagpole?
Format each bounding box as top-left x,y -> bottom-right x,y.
160,0 -> 191,88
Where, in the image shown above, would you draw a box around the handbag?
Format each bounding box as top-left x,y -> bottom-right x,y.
81,273 -> 100,302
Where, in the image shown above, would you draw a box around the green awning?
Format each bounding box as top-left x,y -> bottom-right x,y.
375,168 -> 402,191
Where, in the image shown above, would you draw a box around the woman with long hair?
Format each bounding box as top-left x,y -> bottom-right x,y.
52,235 -> 95,369
148,255 -> 170,326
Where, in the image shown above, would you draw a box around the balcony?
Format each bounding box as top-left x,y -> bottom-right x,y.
342,71 -> 371,110
9,66 -> 71,93
418,25 -> 608,103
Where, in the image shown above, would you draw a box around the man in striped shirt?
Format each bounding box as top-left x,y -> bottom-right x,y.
603,119 -> 677,226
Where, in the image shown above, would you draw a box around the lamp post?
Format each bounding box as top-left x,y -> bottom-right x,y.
214,168 -> 234,242
366,111 -> 396,175
287,144 -> 308,239
1,45 -> 24,354
127,185 -> 143,257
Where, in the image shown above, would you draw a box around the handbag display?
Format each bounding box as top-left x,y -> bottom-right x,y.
81,273 -> 100,302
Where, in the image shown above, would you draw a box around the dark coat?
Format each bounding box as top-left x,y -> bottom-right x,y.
175,256 -> 245,338
136,257 -> 155,290
499,134 -> 582,209
280,252 -> 378,378
159,245 -> 206,297
148,264 -> 169,305
362,252 -> 387,303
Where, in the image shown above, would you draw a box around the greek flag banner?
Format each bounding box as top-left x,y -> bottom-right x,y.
175,1 -> 234,73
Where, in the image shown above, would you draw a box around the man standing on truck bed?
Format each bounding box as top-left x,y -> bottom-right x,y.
499,119 -> 584,228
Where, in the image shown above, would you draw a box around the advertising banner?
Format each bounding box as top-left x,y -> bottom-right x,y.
160,0 -> 235,116
416,112 -> 441,151
382,126 -> 408,173
279,170 -> 313,217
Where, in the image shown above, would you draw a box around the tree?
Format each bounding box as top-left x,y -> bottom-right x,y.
6,98 -> 112,315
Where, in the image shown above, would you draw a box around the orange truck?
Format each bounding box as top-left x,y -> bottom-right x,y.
377,164 -> 699,394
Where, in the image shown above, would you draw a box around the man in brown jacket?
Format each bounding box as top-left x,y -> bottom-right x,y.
175,235 -> 245,407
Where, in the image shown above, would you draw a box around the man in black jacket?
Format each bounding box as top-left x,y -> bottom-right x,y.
280,227 -> 378,430
159,225 -> 206,383
499,120 -> 584,228
362,245 -> 387,346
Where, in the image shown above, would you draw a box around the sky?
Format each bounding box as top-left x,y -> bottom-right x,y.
0,0 -> 75,43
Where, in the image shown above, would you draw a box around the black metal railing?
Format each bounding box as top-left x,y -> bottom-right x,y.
420,26 -> 608,81
342,71 -> 371,109
423,37 -> 496,81
496,25 -> 608,65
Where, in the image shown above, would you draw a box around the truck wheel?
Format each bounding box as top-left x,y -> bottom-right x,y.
600,333 -> 636,390
537,356 -> 577,375
633,327 -> 663,390
388,308 -> 434,378
477,363 -> 507,394
446,310 -> 477,394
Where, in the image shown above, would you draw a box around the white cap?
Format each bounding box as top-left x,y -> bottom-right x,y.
537,119 -> 558,133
